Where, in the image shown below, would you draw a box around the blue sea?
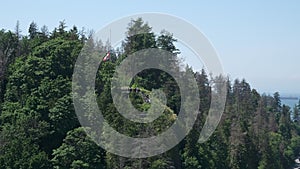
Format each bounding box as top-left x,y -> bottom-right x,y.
280,95 -> 299,120
282,99 -> 298,108
281,95 -> 299,109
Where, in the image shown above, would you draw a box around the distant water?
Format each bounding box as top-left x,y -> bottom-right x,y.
279,95 -> 299,121
282,99 -> 298,108
281,96 -> 299,108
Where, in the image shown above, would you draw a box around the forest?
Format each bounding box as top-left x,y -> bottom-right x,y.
1,18 -> 300,169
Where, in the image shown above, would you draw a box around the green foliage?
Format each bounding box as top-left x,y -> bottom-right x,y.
0,29 -> 19,105
51,127 -> 105,169
0,122 -> 51,168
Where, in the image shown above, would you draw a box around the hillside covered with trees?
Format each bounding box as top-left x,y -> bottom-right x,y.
1,19 -> 300,169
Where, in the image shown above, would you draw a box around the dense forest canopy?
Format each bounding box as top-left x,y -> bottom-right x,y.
0,19 -> 300,169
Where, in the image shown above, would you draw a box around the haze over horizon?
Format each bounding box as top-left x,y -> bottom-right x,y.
1,0 -> 299,95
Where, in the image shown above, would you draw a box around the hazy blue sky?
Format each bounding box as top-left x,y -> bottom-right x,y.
1,0 -> 300,95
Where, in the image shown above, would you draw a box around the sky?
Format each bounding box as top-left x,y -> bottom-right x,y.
1,0 -> 300,95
